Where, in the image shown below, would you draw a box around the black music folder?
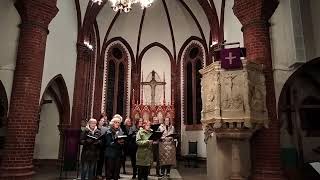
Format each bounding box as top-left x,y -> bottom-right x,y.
151,124 -> 161,131
148,131 -> 163,141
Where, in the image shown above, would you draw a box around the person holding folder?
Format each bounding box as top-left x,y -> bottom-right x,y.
136,120 -> 160,180
104,117 -> 125,180
158,117 -> 176,177
80,118 -> 102,180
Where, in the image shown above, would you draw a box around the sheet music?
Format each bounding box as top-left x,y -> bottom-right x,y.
310,162 -> 320,174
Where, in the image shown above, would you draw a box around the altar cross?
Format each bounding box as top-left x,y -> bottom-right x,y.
141,70 -> 166,106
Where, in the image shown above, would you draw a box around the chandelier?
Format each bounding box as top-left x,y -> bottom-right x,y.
109,0 -> 154,13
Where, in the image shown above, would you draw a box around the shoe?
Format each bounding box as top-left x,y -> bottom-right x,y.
96,175 -> 103,180
131,175 -> 136,179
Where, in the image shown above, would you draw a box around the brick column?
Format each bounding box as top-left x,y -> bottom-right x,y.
233,0 -> 286,179
71,43 -> 91,128
0,0 -> 58,179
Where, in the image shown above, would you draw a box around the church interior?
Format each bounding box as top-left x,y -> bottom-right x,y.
1,0 -> 320,179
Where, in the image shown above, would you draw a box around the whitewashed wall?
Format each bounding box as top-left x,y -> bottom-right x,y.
41,0 -> 78,117
271,0 -> 320,105
33,92 -> 60,159
223,0 -> 243,46
0,0 -> 20,104
271,0 -> 299,106
141,46 -> 171,104
100,0 -> 210,61
303,0 -> 320,60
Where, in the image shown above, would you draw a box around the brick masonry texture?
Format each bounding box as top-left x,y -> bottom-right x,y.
233,0 -> 286,179
0,0 -> 58,179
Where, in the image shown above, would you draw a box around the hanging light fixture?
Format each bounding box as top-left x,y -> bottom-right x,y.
92,0 -> 103,5
108,0 -> 154,13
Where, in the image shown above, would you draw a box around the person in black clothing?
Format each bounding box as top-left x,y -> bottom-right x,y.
104,117 -> 124,180
80,118 -> 101,180
151,117 -> 161,177
121,118 -> 138,179
96,114 -> 109,180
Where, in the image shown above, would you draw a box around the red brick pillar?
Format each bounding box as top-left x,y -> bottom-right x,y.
233,0 -> 286,179
71,43 -> 91,128
0,0 -> 58,179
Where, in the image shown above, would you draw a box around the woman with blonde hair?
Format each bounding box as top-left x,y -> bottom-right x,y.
158,117 -> 176,177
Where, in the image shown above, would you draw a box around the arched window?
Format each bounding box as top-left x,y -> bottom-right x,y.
183,44 -> 204,130
105,45 -> 128,118
186,62 -> 193,125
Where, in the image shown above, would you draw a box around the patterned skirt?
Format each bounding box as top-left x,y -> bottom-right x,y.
159,141 -> 176,166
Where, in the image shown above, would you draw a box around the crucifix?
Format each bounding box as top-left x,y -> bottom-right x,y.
226,52 -> 236,65
141,70 -> 166,106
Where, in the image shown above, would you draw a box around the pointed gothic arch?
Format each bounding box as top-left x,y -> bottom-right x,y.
36,74 -> 71,164
102,40 -> 133,118
0,80 -> 8,163
278,57 -> 320,171
178,38 -> 206,131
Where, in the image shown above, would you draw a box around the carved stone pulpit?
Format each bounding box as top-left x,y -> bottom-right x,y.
200,60 -> 268,180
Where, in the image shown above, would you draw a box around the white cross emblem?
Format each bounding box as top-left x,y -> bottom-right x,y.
225,52 -> 236,65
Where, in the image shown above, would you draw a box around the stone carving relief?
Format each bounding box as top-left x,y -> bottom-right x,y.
220,72 -> 244,111
200,63 -> 221,125
200,61 -> 268,142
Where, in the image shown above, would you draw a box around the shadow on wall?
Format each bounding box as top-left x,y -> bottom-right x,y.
278,57 -> 320,180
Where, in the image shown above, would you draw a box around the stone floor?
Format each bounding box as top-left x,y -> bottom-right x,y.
33,161 -> 207,180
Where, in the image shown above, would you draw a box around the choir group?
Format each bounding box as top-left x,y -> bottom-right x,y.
80,113 -> 176,180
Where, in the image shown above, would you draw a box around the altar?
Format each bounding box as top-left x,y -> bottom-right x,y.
131,70 -> 175,124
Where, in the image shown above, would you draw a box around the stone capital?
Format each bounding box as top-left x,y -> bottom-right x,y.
233,0 -> 279,26
15,0 -> 59,33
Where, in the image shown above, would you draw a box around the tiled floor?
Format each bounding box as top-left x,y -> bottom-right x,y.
33,161 -> 207,180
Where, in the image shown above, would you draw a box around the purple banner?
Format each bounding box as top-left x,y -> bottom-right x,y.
220,48 -> 242,70
63,128 -> 81,171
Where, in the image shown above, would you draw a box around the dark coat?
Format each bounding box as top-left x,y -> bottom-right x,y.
80,127 -> 102,161
104,128 -> 123,160
122,125 -> 138,153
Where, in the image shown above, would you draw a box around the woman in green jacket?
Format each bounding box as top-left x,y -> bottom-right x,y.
136,120 -> 154,180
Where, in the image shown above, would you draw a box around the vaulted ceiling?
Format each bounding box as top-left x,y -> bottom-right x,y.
80,0 -> 222,60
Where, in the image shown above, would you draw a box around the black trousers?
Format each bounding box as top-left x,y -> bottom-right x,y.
122,147 -> 137,176
152,144 -> 160,175
138,165 -> 150,180
161,165 -> 171,175
96,149 -> 105,176
105,158 -> 121,180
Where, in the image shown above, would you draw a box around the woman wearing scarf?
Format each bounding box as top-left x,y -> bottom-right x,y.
136,120 -> 155,180
158,117 -> 176,177
104,117 -> 124,180
80,118 -> 101,180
